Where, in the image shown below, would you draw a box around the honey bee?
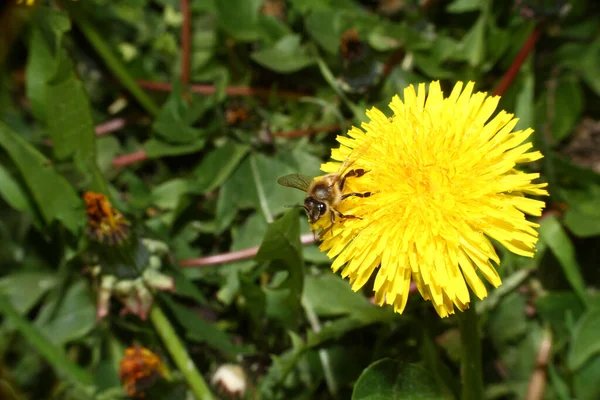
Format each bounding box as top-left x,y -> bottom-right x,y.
277,155 -> 372,237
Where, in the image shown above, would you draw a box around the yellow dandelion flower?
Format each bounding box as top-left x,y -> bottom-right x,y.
315,81 -> 548,318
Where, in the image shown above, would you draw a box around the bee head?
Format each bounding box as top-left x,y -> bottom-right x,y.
304,197 -> 327,223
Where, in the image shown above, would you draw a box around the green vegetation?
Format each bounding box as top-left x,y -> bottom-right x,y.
1,0 -> 599,399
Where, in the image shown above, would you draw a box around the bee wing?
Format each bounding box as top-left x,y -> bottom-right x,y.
334,140 -> 374,180
277,174 -> 313,192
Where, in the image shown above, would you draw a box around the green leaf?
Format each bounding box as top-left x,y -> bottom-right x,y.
535,291 -> 584,341
568,307 -> 600,370
0,295 -> 93,386
215,0 -> 264,41
68,5 -> 160,115
215,151 -> 320,229
564,209 -> 600,237
514,65 -> 535,132
39,280 -> 96,346
446,0 -> 482,13
0,121 -> 85,234
305,11 -> 343,54
574,354 -> 600,400
539,216 -> 589,305
255,209 -> 304,325
302,273 -> 372,317
45,59 -> 107,193
25,9 -> 71,122
487,292 -> 528,345
560,179 -> 600,237
0,164 -> 40,221
151,178 -> 190,210
549,75 -> 583,141
251,34 -> 316,73
152,83 -> 207,144
352,359 -> 443,400
143,137 -> 206,158
0,272 -> 57,314
192,142 -> 249,193
306,308 -> 398,348
457,15 -> 486,67
160,295 -> 237,355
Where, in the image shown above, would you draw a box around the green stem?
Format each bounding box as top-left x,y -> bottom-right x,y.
457,304 -> 484,400
68,6 -> 161,116
149,305 -> 214,400
313,51 -> 365,123
0,295 -> 93,386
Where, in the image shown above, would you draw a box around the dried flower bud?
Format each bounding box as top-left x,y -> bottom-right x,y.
119,345 -> 166,398
83,192 -> 130,245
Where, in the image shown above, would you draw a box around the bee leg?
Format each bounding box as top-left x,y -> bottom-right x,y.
340,191 -> 372,201
317,212 -> 337,240
335,210 -> 362,220
339,169 -> 367,191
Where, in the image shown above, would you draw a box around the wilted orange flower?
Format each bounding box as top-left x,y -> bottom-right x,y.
119,345 -> 166,398
83,191 -> 130,245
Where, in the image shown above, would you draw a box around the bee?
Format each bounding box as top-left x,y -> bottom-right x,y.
277,155 -> 372,237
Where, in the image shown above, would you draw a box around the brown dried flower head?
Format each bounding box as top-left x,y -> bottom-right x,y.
119,345 -> 166,398
83,191 -> 130,245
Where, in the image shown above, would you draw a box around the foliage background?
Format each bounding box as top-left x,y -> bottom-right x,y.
1,0 -> 600,399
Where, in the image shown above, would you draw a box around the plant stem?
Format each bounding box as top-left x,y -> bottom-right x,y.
0,295 -> 94,386
457,304 -> 484,400
313,51 -> 365,123
149,305 -> 214,400
69,7 -> 161,116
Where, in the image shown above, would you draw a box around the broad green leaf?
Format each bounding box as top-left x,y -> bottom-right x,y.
68,5 -> 160,115
574,354 -> 600,400
564,209 -> 600,237
0,121 -> 85,234
535,291 -> 584,341
258,331 -> 306,397
215,0 -> 264,41
151,178 -> 190,210
457,15 -> 486,67
143,137 -> 206,158
25,8 -> 71,122
215,151 -> 320,229
160,295 -> 237,355
0,164 -> 40,221
420,330 -> 460,400
302,273 -> 372,317
305,11 -> 343,54
0,272 -> 57,314
539,216 -> 589,305
352,359 -> 443,400
192,142 -> 249,193
487,292 -> 528,345
0,295 -> 93,386
306,308 -> 398,348
446,0 -> 482,13
39,280 -> 96,346
251,34 -> 316,74
550,75 -> 583,141
568,307 -> 600,370
152,83 -> 207,144
256,209 -> 304,326
561,184 -> 600,237
514,65 -> 535,132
